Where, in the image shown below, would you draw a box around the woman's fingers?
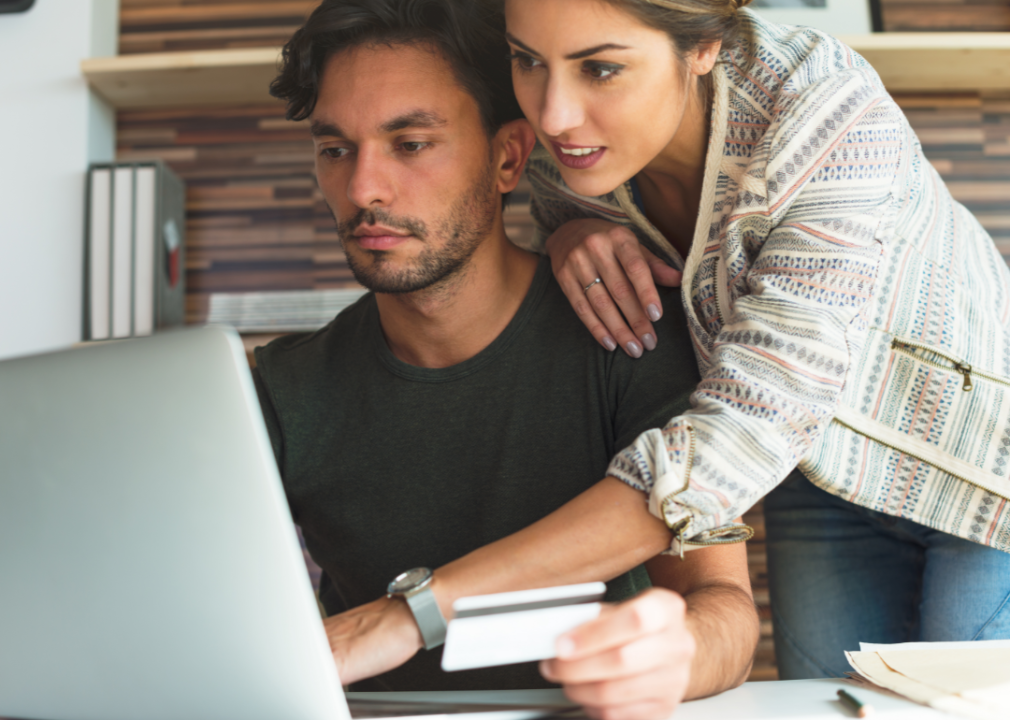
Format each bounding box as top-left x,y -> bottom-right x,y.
555,236 -> 646,357
641,246 -> 683,288
554,262 -> 619,353
605,231 -> 664,336
544,219 -> 683,356
570,227 -> 654,356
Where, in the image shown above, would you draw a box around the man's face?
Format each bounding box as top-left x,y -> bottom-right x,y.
311,42 -> 500,294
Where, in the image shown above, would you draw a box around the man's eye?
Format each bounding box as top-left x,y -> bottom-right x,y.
509,52 -> 542,73
584,62 -> 622,81
320,147 -> 349,159
400,142 -> 428,153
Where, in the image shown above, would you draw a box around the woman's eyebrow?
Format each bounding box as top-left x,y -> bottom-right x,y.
566,43 -> 631,60
505,32 -> 540,56
505,32 -> 630,60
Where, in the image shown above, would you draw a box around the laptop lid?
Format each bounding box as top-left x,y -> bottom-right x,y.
0,326 -> 349,720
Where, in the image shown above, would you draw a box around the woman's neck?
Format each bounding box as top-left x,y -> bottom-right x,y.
635,77 -> 712,261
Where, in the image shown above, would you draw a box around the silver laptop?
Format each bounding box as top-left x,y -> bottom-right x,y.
0,326 -> 570,720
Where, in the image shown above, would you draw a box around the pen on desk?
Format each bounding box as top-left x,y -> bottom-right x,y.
837,689 -> 873,718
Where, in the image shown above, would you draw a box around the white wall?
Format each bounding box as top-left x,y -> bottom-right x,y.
0,0 -> 119,361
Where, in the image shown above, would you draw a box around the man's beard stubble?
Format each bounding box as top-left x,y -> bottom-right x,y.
333,161 -> 498,295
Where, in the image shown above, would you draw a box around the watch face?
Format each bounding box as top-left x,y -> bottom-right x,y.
388,567 -> 432,594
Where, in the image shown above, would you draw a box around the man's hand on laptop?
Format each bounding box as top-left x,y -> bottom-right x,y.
323,596 -> 423,685
538,588 -> 695,720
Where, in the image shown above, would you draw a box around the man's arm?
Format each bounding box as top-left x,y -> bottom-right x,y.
322,476 -> 673,685
651,538 -> 759,699
538,531 -> 758,720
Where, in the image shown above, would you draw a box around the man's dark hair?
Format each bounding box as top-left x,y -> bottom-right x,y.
270,0 -> 523,137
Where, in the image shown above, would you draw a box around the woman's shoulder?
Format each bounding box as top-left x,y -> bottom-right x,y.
721,10 -> 904,203
726,9 -> 888,119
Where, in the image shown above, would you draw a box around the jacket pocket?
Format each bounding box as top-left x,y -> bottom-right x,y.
831,330 -> 1010,501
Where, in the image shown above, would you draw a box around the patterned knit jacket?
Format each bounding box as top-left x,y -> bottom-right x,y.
522,9 -> 1010,553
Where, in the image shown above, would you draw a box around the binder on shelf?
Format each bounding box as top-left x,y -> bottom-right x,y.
84,162 -> 186,341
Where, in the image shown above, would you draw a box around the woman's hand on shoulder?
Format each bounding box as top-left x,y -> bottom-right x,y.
539,588 -> 695,720
545,219 -> 682,358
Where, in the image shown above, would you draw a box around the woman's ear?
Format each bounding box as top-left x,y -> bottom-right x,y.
690,41 -> 722,77
494,119 -> 537,195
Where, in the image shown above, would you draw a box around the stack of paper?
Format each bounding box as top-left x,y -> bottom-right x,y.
207,288 -> 367,332
846,640 -> 1010,720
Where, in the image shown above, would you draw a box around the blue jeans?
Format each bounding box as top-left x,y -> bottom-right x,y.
764,471 -> 1010,679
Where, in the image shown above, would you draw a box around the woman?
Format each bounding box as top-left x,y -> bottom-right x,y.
502,0 -> 1010,680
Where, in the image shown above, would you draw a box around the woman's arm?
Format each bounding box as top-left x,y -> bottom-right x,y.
530,68 -> 901,548
610,71 -> 901,547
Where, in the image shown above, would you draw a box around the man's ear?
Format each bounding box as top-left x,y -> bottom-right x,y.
493,119 -> 537,195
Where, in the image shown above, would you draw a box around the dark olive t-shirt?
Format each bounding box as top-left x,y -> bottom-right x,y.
252,257 -> 700,691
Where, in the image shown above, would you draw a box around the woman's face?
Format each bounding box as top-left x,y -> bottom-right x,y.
505,0 -> 701,198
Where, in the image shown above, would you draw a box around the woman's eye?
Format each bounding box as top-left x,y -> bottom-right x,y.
584,62 -> 622,81
509,52 -> 542,73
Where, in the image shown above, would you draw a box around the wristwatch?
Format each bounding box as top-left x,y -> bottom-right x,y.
387,567 -> 447,650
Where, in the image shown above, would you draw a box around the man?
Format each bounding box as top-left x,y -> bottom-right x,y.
259,0 -> 759,717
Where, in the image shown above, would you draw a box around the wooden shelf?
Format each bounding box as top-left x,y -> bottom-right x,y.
82,47 -> 283,109
837,33 -> 1010,91
81,33 -> 1010,110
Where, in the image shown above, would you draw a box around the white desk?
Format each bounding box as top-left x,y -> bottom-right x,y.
349,679 -> 952,720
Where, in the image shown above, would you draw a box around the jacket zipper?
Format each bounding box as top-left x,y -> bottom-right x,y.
891,338 -> 1010,393
826,334 -> 1010,501
713,256 -> 728,328
658,423 -> 754,557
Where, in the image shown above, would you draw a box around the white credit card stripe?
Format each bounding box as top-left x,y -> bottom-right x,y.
452,582 -> 606,615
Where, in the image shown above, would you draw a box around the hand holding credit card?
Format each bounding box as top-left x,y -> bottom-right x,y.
441,582 -> 606,672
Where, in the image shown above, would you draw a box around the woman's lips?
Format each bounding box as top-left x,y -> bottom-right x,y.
551,142 -> 606,170
355,234 -> 411,250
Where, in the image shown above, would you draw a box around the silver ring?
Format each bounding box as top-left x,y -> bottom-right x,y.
583,277 -> 603,293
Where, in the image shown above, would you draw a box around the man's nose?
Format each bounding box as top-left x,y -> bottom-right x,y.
538,76 -> 585,139
346,145 -> 395,209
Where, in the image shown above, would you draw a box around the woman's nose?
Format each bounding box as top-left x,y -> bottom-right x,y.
538,76 -> 585,138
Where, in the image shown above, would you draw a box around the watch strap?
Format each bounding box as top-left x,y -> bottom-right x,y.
405,585 -> 447,650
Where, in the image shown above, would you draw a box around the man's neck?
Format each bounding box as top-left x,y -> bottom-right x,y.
374,227 -> 540,369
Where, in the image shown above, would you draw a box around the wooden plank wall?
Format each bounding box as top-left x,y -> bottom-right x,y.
119,0 -> 318,54
880,0 -> 1010,31
115,0 -> 1010,684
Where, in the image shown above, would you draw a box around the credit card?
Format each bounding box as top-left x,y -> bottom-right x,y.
441,582 -> 605,672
